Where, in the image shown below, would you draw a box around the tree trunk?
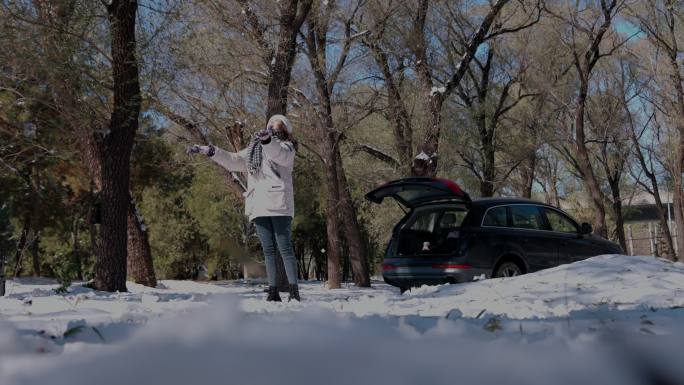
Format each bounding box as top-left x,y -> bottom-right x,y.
367,42 -> 413,174
551,171 -> 560,208
574,79 -> 608,238
654,200 -> 675,260
324,135 -> 342,289
127,197 -> 157,287
71,214 -> 83,281
30,231 -> 41,277
668,54 -> 684,261
480,127 -> 496,197
637,167 -> 675,260
94,155 -> 131,291
411,102 -> 442,178
607,179 -> 627,252
335,149 -> 370,287
13,207 -> 31,277
87,185 -> 98,277
520,152 -> 536,199
623,74 -> 676,259
92,0 -> 142,292
673,154 -> 684,261
265,0 -> 313,117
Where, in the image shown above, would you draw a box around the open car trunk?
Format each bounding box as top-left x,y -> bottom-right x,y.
392,204 -> 469,257
366,178 -> 471,258
366,177 -> 470,208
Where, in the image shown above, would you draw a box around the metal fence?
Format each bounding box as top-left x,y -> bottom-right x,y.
626,222 -> 678,257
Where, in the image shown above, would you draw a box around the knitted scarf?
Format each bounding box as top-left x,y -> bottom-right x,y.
246,133 -> 298,176
246,137 -> 264,175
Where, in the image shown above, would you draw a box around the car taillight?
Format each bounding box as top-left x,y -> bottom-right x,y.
383,263 -> 398,271
432,264 -> 472,269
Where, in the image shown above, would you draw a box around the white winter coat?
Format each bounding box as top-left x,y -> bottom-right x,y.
210,139 -> 296,221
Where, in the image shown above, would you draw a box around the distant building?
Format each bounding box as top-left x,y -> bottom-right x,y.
623,192 -> 677,257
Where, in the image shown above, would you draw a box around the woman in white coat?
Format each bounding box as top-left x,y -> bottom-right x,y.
189,115 -> 299,302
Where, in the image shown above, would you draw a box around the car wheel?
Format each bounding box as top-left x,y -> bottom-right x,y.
399,286 -> 410,294
494,261 -> 523,278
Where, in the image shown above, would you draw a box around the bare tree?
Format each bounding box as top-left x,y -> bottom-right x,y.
588,63 -> 632,252
410,0 -> 544,177
301,0 -> 371,287
361,1 -> 414,174
629,0 -> 684,260
615,47 -> 676,259
361,0 -> 521,176
451,39 -> 537,197
549,0 -> 627,238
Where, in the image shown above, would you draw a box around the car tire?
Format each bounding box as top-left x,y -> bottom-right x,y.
494,261 -> 523,278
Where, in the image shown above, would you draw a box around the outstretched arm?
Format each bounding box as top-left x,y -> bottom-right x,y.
211,147 -> 248,172
189,144 -> 247,172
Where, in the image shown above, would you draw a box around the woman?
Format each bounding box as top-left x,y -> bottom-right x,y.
189,115 -> 300,302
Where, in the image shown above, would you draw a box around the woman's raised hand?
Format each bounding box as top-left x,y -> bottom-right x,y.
187,144 -> 215,157
256,127 -> 273,142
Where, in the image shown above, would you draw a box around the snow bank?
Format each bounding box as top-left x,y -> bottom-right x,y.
238,255 -> 684,319
0,279 -> 231,342
0,255 -> 683,385
1,298 -> 683,385
393,255 -> 684,318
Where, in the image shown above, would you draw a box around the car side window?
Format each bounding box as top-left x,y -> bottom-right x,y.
509,205 -> 546,230
482,206 -> 507,227
544,209 -> 579,233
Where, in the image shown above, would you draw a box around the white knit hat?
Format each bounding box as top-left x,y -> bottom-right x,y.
267,114 -> 292,134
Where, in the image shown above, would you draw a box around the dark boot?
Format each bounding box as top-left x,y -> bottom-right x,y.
266,286 -> 282,302
288,284 -> 300,302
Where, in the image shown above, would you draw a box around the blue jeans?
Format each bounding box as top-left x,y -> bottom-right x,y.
253,216 -> 298,286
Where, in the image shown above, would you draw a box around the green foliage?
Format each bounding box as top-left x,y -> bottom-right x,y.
0,176 -> 16,266
292,157 -> 328,278
184,163 -> 251,277
484,317 -> 503,332
51,250 -> 78,294
63,325 -> 84,339
140,183 -> 207,279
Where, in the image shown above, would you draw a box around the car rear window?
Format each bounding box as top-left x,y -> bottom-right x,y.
510,205 -> 546,230
482,206 -> 507,227
408,207 -> 468,233
409,211 -> 440,232
395,187 -> 446,204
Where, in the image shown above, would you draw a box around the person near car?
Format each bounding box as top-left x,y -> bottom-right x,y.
189,114 -> 299,302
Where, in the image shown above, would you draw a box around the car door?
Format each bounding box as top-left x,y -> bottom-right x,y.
541,208 -> 597,263
507,205 -> 559,271
472,206 -> 517,270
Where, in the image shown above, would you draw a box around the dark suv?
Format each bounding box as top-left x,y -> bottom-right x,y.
366,177 -> 623,291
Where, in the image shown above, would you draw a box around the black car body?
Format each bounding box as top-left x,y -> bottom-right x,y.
366,178 -> 623,291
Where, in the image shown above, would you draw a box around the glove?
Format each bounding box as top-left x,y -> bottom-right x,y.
256,127 -> 273,142
187,144 -> 215,157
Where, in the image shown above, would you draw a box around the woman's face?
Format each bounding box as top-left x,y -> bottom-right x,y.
270,120 -> 286,133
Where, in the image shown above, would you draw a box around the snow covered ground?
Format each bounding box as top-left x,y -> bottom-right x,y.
1,255 -> 683,385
